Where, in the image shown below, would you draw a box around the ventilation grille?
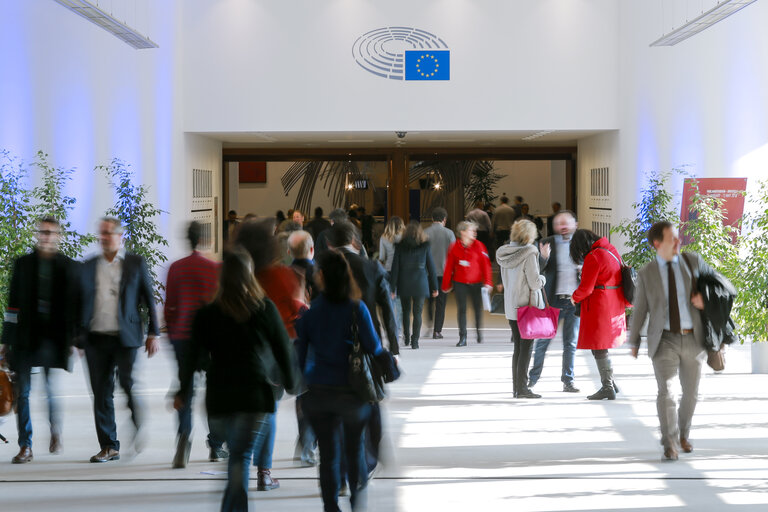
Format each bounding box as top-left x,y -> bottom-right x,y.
193,169 -> 213,198
590,167 -> 609,197
592,221 -> 612,240
191,168 -> 216,252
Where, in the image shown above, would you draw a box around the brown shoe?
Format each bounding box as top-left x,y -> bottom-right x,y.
256,469 -> 280,491
12,447 -> 33,464
90,448 -> 120,463
50,434 -> 62,454
663,446 -> 679,461
680,437 -> 693,453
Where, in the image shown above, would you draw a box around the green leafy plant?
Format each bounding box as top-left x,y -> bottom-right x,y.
611,169 -> 682,269
0,151 -> 36,333
31,151 -> 96,258
465,161 -> 503,211
98,158 -> 168,304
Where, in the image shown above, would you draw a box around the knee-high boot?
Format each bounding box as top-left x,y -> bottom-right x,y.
587,357 -> 616,400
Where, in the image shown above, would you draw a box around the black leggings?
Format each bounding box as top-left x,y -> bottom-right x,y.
454,282 -> 483,338
592,349 -> 609,360
509,320 -> 534,394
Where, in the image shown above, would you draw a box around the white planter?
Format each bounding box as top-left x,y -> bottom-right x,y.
751,342 -> 768,374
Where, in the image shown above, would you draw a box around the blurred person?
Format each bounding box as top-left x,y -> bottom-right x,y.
165,221 -> 223,468
237,218 -> 305,490
390,222 -> 438,350
178,248 -> 298,512
569,229 -> 631,401
528,210 -> 581,394
80,217 -> 159,462
378,216 -> 405,341
512,195 -> 524,217
492,195 -> 517,253
315,208 -> 356,257
1,217 -> 80,463
466,200 -> 493,260
358,206 -> 374,254
424,207 -> 455,339
629,222 -> 710,461
223,210 -> 240,244
292,209 -> 305,228
442,221 -> 492,347
275,210 -> 286,224
546,202 -> 562,236
277,220 -> 302,265
295,250 -> 389,512
497,219 -> 547,399
305,206 -> 331,240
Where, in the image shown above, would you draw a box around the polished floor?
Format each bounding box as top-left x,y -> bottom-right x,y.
2,307 -> 767,511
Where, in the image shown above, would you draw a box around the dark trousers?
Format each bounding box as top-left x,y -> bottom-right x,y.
305,387 -> 372,512
509,320 -> 534,395
454,282 -> 483,340
400,295 -> 425,346
495,230 -> 510,247
427,280 -> 448,333
295,394 -> 317,463
85,333 -> 141,451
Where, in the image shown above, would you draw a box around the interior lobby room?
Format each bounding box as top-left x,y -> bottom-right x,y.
1,1 -> 768,511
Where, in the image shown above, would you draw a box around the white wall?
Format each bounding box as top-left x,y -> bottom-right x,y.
493,161 -> 553,217
182,0 -> 620,132
577,130 -> 619,238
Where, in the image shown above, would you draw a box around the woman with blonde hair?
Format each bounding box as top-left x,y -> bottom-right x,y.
379,216 -> 406,340
496,219 -> 546,398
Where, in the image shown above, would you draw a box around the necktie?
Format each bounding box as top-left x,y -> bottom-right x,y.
668,261 -> 681,333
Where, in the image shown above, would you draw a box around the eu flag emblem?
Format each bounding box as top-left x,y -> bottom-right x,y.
405,50 -> 450,81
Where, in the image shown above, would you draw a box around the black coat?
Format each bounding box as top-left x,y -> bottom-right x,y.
682,253 -> 738,350
339,249 -> 399,355
1,250 -> 80,370
182,299 -> 299,416
80,252 -> 160,348
391,239 -> 438,298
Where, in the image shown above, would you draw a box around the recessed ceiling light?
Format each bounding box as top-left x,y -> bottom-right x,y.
522,130 -> 555,141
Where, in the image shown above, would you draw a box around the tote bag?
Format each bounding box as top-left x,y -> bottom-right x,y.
517,289 -> 560,339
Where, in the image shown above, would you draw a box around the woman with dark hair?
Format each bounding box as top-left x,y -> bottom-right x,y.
275,210 -> 286,224
178,248 -> 298,512
391,221 -> 438,349
236,218 -> 305,490
569,229 -> 631,400
295,250 -> 387,512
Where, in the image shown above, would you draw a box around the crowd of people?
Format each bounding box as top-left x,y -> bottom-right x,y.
0,197 -> 719,510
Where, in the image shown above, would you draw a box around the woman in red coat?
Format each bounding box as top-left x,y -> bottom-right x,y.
570,230 -> 631,400
441,220 -> 493,347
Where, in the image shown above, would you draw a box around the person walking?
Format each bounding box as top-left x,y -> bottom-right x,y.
466,201 -> 494,261
1,217 -> 80,463
569,229 -> 631,400
80,217 -> 160,463
177,248 -> 298,512
390,221 -> 438,350
442,221 -> 492,347
424,208 -> 455,339
496,220 -> 546,399
305,207 -> 331,240
628,221 -> 710,461
492,195 -> 517,253
295,250 -> 389,512
165,221 -> 224,468
528,210 -> 581,393
378,216 -> 405,342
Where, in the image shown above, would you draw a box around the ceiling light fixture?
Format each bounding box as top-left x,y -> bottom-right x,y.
650,0 -> 757,47
521,130 -> 555,141
52,0 -> 159,49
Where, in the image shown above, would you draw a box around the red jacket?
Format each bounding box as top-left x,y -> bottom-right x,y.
572,238 -> 631,350
164,251 -> 220,340
257,265 -> 304,339
441,239 -> 492,291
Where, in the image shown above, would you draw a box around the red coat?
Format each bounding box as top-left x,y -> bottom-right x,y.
441,239 -> 492,292
572,238 -> 631,350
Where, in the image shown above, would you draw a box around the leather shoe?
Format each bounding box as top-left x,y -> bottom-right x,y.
680,437 -> 693,453
90,448 -> 120,463
663,446 -> 679,461
257,469 -> 280,491
50,433 -> 62,454
456,338 -> 467,347
12,446 -> 33,464
432,332 -> 443,339
563,383 -> 580,393
517,389 -> 542,399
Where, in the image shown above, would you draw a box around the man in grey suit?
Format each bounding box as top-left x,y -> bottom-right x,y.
629,221 -> 708,461
424,207 -> 455,339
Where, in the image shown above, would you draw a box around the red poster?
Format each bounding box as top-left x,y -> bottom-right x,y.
239,161 -> 267,183
680,177 -> 747,243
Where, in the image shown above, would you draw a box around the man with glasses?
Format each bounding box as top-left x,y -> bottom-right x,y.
80,217 -> 160,463
1,217 -> 80,463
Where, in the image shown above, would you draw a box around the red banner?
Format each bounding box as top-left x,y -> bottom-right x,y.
680,177 -> 747,243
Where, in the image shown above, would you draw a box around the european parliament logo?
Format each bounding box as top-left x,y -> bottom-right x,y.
352,27 -> 450,81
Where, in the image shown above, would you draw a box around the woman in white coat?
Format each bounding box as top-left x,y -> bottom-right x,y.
496,220 -> 546,399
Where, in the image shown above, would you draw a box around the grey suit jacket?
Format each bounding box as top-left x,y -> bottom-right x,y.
628,252 -> 708,358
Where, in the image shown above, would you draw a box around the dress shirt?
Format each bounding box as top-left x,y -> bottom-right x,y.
655,254 -> 694,330
554,235 -> 578,295
91,250 -> 125,333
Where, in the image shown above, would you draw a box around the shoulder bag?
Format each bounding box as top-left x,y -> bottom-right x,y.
348,305 -> 387,403
681,253 -> 725,371
517,288 -> 560,339
597,247 -> 637,304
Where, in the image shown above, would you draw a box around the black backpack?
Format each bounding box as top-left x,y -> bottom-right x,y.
597,247 -> 637,304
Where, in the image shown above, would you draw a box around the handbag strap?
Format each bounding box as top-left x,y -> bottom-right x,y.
597,246 -> 623,266
529,287 -> 550,307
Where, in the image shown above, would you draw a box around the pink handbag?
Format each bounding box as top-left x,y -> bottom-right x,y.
517,289 -> 560,339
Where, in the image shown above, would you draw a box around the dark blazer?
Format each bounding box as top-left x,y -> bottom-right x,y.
539,235 -> 579,299
391,240 -> 438,298
80,252 -> 160,348
339,249 -> 399,355
1,250 -> 80,370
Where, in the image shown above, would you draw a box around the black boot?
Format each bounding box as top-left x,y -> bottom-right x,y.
588,358 -> 616,400
456,335 -> 467,347
411,335 -> 420,350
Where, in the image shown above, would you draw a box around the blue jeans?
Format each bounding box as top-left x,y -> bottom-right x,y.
304,387 -> 373,512
252,402 -> 277,468
210,412 -> 269,512
528,296 -> 579,386
14,358 -> 60,448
